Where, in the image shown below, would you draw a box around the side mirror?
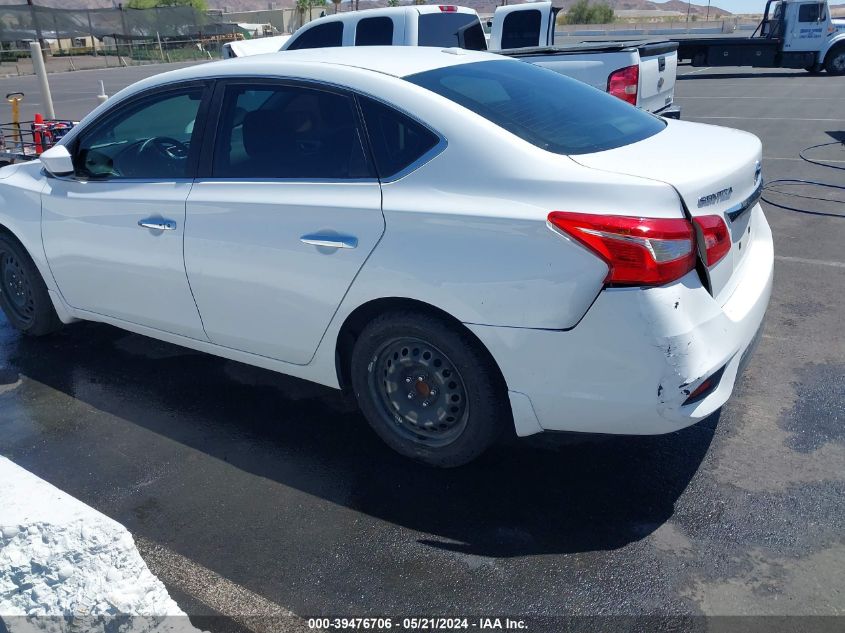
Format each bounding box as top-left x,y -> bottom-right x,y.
40,145 -> 75,176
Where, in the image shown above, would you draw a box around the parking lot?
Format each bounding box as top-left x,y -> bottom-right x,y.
0,63 -> 843,631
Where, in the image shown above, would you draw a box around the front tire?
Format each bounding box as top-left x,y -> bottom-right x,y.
350,311 -> 508,467
825,46 -> 845,76
0,232 -> 62,336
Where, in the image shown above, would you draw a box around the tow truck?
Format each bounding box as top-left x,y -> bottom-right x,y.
675,0 -> 845,74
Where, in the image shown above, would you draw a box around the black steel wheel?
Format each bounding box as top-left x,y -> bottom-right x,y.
826,46 -> 845,75
369,337 -> 469,448
0,232 -> 62,336
351,310 -> 508,467
1,249 -> 36,326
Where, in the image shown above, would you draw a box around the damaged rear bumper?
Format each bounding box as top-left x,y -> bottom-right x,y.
467,206 -> 774,437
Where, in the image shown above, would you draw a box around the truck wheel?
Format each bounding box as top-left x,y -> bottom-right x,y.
350,310 -> 507,468
825,46 -> 845,75
0,232 -> 62,336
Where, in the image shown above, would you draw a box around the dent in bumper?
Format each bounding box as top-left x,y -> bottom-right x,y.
468,208 -> 774,436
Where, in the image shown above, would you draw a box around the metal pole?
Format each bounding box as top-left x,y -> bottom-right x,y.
705,0 -> 711,22
29,41 -> 55,119
156,31 -> 164,62
27,0 -> 46,52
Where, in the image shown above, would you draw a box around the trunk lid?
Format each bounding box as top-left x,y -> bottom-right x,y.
636,42 -> 678,113
571,119 -> 763,300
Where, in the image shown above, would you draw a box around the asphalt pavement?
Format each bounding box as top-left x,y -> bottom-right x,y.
0,63 -> 843,632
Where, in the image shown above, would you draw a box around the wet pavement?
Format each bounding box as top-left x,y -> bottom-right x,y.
1,65 -> 844,631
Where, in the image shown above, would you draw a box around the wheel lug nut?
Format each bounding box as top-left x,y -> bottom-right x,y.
405,377 -> 412,383
422,401 -> 429,408
417,376 -> 425,382
407,392 -> 414,400
430,389 -> 437,397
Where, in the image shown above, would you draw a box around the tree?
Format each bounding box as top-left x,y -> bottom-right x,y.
332,0 -> 342,13
564,0 -> 614,25
126,0 -> 209,9
388,0 -> 400,6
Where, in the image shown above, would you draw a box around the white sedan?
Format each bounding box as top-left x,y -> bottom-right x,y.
0,47 -> 772,466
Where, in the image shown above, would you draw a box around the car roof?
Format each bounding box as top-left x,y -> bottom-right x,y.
202,46 -> 498,80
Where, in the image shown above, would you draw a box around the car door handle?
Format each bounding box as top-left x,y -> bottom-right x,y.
138,218 -> 177,231
300,234 -> 358,249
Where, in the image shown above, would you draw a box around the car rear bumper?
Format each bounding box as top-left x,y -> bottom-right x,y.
467,204 -> 773,436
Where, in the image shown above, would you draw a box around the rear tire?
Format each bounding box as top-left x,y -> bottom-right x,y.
825,46 -> 845,76
0,232 -> 62,336
350,310 -> 507,467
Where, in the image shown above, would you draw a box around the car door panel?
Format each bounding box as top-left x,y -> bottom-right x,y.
41,180 -> 206,339
185,181 -> 383,364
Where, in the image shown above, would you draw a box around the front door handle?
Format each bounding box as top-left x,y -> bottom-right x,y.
138,218 -> 177,231
300,234 -> 358,249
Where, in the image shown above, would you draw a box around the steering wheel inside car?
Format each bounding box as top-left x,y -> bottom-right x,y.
138,136 -> 189,161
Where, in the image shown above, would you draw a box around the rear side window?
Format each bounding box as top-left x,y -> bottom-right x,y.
359,96 -> 439,179
356,17 -> 394,45
798,2 -> 823,21
406,60 -> 665,155
212,83 -> 373,180
417,13 -> 487,50
500,9 -> 542,49
287,21 -> 343,50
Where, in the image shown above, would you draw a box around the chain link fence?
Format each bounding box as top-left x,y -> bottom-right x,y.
0,4 -> 251,75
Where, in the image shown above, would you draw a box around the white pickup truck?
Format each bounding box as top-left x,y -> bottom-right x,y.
223,2 -> 681,117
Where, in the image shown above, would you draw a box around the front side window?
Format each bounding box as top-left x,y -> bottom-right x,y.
287,21 -> 343,50
798,2 -> 823,21
74,87 -> 203,179
500,9 -> 542,49
417,13 -> 487,50
356,17 -> 394,45
359,96 -> 439,179
212,83 -> 373,180
406,60 -> 665,155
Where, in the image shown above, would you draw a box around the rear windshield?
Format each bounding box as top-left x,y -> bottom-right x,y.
405,60 -> 665,155
417,13 -> 487,50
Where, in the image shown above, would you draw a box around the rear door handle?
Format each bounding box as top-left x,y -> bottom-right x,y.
138,218 -> 177,231
300,234 -> 358,249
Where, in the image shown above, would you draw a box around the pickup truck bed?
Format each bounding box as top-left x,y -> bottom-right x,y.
502,40 -> 679,115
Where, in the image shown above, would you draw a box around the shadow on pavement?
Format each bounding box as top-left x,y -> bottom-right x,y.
3,320 -> 717,558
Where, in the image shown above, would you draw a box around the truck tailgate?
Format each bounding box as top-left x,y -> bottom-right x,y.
637,42 -> 678,114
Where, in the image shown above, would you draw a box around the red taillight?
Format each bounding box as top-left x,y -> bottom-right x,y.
548,212 -> 696,286
607,64 -> 639,106
439,5 -> 458,11
693,215 -> 730,266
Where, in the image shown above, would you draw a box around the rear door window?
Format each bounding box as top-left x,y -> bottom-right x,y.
500,9 -> 542,49
287,21 -> 343,49
417,13 -> 487,50
356,17 -> 394,45
359,96 -> 440,179
212,83 -> 373,180
406,59 -> 665,155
